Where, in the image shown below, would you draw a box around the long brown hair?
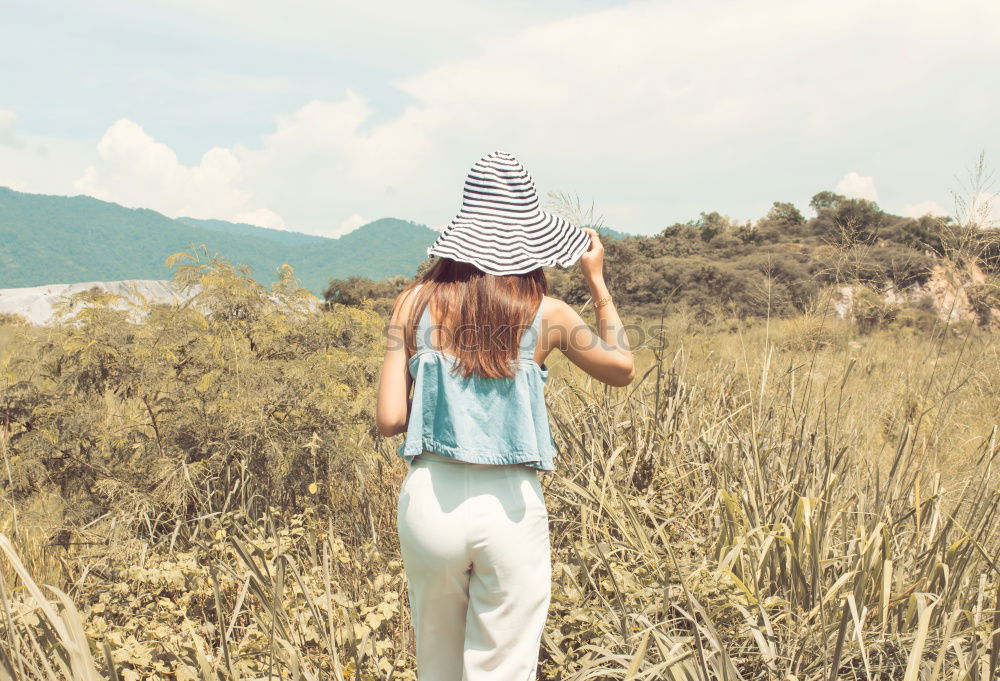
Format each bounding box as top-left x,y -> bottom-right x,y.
399,257 -> 546,380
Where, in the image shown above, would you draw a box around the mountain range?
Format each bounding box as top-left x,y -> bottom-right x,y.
0,187 -> 628,295
0,187 -> 440,295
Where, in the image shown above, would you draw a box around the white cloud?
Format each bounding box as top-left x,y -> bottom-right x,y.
0,176 -> 27,191
0,110 -> 26,187
232,93 -> 440,236
157,0 -> 592,69
0,108 -> 20,147
6,0 -> 1000,235
73,119 -> 285,228
226,0 -> 998,234
836,172 -> 879,202
0,132 -> 94,196
338,213 -> 369,234
233,208 -> 285,228
902,200 -> 947,218
903,194 -> 1000,226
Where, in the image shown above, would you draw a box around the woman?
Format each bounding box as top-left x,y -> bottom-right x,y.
376,150 -> 634,681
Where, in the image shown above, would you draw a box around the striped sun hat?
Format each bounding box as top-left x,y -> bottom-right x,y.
427,150 -> 592,276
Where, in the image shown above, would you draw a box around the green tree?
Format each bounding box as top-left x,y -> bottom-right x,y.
693,211 -> 730,242
324,274 -> 410,307
766,201 -> 805,226
809,191 -> 845,212
815,198 -> 886,245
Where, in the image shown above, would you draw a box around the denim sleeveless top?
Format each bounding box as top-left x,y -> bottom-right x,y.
397,292 -> 556,471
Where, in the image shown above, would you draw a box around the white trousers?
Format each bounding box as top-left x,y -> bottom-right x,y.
397,450 -> 551,681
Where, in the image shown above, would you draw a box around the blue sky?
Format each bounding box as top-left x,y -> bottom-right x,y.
1,0 -> 997,237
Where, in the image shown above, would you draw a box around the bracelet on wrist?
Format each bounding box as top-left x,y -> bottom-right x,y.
593,294 -> 613,310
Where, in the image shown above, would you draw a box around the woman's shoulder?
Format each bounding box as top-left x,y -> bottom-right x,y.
541,295 -> 575,320
390,284 -> 423,322
539,295 -> 584,336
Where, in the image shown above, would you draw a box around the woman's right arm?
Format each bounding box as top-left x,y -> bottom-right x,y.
549,228 -> 635,387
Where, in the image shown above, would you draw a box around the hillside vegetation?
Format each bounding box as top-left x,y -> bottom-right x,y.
0,187 -> 438,293
327,192 -> 1000,329
1,249 -> 997,680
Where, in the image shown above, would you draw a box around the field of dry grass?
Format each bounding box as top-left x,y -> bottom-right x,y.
1,256 -> 997,680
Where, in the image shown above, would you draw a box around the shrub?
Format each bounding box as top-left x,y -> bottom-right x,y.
852,286 -> 900,333
890,295 -> 940,333
1,249 -> 387,539
323,274 -> 409,311
967,276 -> 1000,326
0,312 -> 28,326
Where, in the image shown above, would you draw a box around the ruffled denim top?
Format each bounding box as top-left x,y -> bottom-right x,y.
397,294 -> 556,471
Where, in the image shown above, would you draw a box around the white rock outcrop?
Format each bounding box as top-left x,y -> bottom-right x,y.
0,280 -> 195,326
831,261 -> 995,325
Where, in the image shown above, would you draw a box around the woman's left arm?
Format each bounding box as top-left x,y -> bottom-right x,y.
376,290 -> 415,437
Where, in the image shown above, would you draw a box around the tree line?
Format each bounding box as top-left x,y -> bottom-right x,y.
324,192 -> 1000,322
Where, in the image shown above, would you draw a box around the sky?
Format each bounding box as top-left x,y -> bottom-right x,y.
1,0 -> 998,238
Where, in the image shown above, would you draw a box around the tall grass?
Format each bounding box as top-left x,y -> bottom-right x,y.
541,315 -> 999,679
1,269 -> 997,679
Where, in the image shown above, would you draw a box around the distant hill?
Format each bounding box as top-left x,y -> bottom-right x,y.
0,187 -> 439,294
176,217 -> 330,247
294,218 -> 443,286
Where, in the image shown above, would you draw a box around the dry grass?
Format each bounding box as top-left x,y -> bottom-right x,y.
1,269 -> 998,680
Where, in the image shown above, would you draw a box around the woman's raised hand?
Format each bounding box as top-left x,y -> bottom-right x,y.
579,227 -> 605,284
548,226 -> 633,386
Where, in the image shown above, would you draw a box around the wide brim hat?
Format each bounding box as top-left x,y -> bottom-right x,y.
427,150 -> 592,276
